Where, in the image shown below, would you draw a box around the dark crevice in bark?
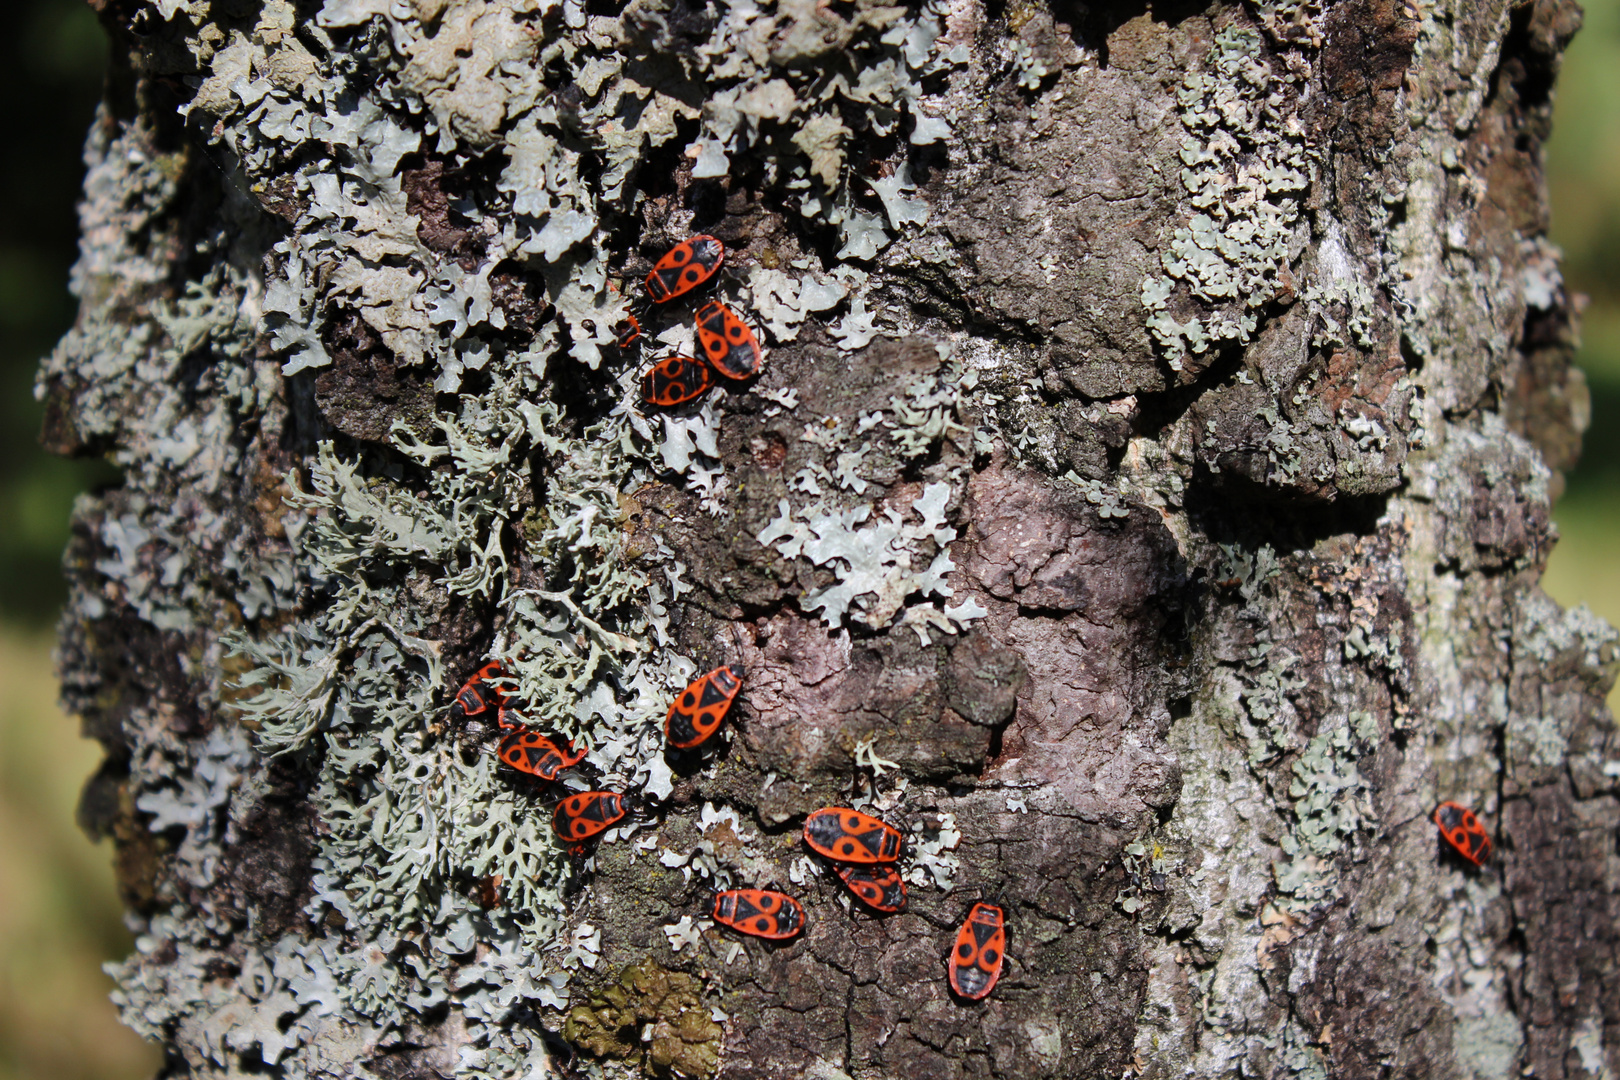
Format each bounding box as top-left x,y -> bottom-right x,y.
1128,343 -> 1248,437
1183,475 -> 1392,551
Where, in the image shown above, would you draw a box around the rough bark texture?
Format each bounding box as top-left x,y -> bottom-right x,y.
43,0 -> 1619,1078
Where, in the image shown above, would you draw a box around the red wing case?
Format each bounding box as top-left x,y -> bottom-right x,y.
1434,801 -> 1492,866
498,730 -> 586,780
694,300 -> 763,380
948,902 -> 1005,1000
641,355 -> 715,408
449,661 -> 519,729
803,807 -> 902,863
553,792 -> 626,849
616,313 -> 643,348
665,665 -> 742,749
711,888 -> 806,939
836,862 -> 907,913
645,235 -> 725,303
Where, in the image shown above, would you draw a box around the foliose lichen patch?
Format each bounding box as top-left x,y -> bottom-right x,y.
51,0 -> 989,1075
1141,23 -> 1310,374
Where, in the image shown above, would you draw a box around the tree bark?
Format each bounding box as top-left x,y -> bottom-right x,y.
44,0 -> 1616,1078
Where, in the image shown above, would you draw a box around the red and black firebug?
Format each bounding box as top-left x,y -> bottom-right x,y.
694,300 -> 763,381
616,313 -> 644,349
836,862 -> 907,913
803,807 -> 903,864
645,235 -> 725,304
947,901 -> 1005,1000
665,665 -> 742,749
711,888 -> 805,940
553,791 -> 626,854
449,661 -> 519,730
640,355 -> 715,409
498,729 -> 586,781
1434,801 -> 1491,866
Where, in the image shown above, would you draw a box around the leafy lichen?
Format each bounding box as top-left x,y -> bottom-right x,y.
1141,25 -> 1309,368
60,0 -> 982,1075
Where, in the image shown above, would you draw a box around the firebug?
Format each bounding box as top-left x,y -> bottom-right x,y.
694,300 -> 763,381
553,791 -> 626,853
665,665 -> 743,749
711,888 -> 805,940
836,862 -> 907,913
1434,801 -> 1491,866
641,355 -> 715,409
947,902 -> 1005,1000
803,807 -> 903,864
616,313 -> 643,349
645,235 -> 725,304
498,729 -> 586,781
449,661 -> 518,730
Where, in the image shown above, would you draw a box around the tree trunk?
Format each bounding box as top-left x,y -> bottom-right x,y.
44,0 -> 1616,1077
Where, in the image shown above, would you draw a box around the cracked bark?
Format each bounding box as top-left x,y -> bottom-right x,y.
47,1 -> 1620,1079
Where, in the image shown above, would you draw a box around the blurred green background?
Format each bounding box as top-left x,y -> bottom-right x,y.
0,4 -> 1617,1079
1540,1 -> 1620,649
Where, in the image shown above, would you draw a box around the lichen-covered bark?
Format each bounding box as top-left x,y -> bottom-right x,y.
44,0 -> 1618,1078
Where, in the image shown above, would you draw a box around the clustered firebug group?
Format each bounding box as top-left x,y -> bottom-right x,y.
459,661 -> 1496,1004
446,662 -> 612,856
434,225 -> 1507,1021
447,654 -> 1019,1000
619,234 -> 765,409
454,661 -> 1503,1007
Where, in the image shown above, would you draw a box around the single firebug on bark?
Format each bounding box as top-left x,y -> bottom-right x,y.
449,661 -> 518,730
711,889 -> 805,940
1434,801 -> 1491,866
498,729 -> 586,781
948,902 -> 1005,1000
665,665 -> 742,749
803,807 -> 902,864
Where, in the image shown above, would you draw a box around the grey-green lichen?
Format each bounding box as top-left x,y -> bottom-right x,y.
1142,24 -> 1309,368
1251,0 -> 1325,49
657,0 -> 957,256
62,0 -> 978,1076
755,355 -> 987,642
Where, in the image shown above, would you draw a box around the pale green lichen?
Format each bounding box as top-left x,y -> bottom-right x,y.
635,0 -> 957,258
1235,636 -> 1307,765
1301,225 -> 1377,352
1064,473 -> 1132,519
1250,0 -> 1325,49
1273,721 -> 1376,913
1141,24 -> 1309,367
1508,593 -> 1619,771
77,0 -> 983,1074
